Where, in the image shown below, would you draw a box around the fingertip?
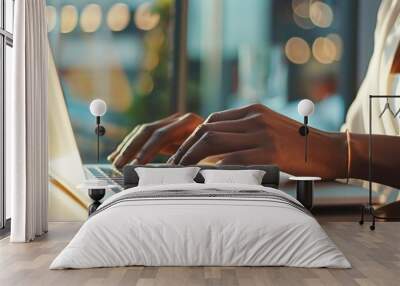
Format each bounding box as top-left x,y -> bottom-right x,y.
178,155 -> 191,166
171,148 -> 184,164
108,149 -> 118,159
107,153 -> 116,162
172,156 -> 181,165
114,157 -> 126,169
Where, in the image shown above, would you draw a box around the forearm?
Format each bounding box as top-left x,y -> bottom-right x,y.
165,104 -> 398,188
280,130 -> 399,188
350,133 -> 399,188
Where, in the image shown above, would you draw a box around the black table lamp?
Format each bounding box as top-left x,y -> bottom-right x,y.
89,99 -> 107,163
297,99 -> 314,162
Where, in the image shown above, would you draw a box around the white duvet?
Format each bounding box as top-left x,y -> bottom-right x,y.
50,183 -> 350,269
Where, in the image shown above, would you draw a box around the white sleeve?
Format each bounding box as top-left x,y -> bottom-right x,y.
342,0 -> 400,135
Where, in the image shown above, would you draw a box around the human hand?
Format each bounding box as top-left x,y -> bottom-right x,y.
168,104 -> 347,179
108,113 -> 204,169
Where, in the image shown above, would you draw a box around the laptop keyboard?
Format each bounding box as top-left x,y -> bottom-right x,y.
87,166 -> 124,189
99,167 -> 122,178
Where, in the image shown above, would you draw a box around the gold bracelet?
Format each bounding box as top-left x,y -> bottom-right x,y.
345,129 -> 351,184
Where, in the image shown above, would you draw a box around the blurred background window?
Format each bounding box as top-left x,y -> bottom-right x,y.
47,0 -> 378,164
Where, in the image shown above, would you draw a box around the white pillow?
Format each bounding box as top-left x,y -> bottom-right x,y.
200,169 -> 266,185
135,167 -> 200,186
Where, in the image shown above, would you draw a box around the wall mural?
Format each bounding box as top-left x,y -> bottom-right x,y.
46,0 -> 399,221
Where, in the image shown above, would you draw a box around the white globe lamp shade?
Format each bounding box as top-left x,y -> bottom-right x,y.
90,99 -> 107,117
298,99 -> 314,117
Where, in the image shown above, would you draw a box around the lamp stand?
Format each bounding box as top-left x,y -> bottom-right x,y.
94,116 -> 106,163
298,116 -> 309,162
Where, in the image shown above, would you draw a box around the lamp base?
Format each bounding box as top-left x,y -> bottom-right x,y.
88,188 -> 106,215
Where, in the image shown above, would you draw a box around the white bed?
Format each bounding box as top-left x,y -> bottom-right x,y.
50,183 -> 350,269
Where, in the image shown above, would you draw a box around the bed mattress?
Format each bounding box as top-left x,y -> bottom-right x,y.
50,183 -> 350,269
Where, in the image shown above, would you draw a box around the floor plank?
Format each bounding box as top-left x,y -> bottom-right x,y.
0,220 -> 399,286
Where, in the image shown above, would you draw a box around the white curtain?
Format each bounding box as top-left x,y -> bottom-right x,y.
7,0 -> 48,242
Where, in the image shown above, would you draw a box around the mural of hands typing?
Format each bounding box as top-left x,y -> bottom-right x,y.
109,104 -> 348,180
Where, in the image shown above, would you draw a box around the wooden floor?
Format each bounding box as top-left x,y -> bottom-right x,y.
1,219 -> 399,286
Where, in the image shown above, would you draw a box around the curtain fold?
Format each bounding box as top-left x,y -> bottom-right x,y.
7,0 -> 48,242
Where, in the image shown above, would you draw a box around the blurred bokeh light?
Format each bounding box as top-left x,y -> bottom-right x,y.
285,37 -> 311,64
46,5 -> 57,32
310,1 -> 333,28
327,33 -> 343,61
292,0 -> 309,18
107,3 -> 130,32
80,3 -> 102,33
134,2 -> 160,31
60,5 -> 78,34
312,37 -> 336,64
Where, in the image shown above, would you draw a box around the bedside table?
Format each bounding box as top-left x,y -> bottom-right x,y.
77,180 -> 120,216
289,176 -> 321,210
